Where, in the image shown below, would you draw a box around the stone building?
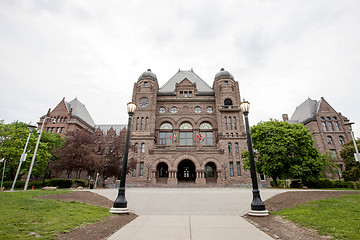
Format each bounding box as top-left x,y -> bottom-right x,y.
38,97 -> 96,135
127,68 -> 255,186
284,97 -> 352,174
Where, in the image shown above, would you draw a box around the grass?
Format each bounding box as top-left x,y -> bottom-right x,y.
273,194 -> 360,239
0,190 -> 111,239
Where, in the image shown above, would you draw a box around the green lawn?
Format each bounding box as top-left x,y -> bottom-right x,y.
0,190 -> 111,239
273,194 -> 360,240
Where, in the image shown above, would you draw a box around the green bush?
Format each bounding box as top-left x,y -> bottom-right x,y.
48,179 -> 73,188
333,180 -> 346,188
1,180 -> 25,190
270,179 -> 289,188
355,182 -> 360,189
290,179 -> 303,188
344,181 -> 355,189
303,178 -> 334,188
72,179 -> 87,187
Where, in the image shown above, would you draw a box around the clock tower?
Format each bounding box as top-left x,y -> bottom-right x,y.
130,69 -> 159,177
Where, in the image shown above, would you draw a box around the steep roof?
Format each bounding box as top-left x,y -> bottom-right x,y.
95,124 -> 127,135
290,97 -> 320,123
158,69 -> 213,94
66,98 -> 96,128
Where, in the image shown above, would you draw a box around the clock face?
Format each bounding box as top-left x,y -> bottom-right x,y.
138,97 -> 150,108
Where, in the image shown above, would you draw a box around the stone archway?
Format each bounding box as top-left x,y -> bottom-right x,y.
205,162 -> 217,183
177,160 -> 196,182
157,162 -> 169,184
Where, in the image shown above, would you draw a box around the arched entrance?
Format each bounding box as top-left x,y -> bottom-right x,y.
157,162 -> 168,184
205,162 -> 217,183
177,160 -> 196,182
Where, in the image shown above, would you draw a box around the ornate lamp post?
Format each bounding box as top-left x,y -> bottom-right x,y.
146,164 -> 152,180
10,124 -> 36,191
24,117 -> 52,191
110,102 -> 136,214
240,100 -> 268,216
344,122 -> 360,162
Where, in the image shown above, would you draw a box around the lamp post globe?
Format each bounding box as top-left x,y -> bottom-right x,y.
240,100 -> 268,216
110,102 -> 136,214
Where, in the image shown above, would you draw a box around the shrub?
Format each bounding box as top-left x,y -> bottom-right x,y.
270,179 -> 289,188
303,178 -> 334,188
72,179 -> 87,187
290,179 -> 303,188
1,180 -> 25,190
344,181 -> 355,189
48,179 -> 73,188
333,180 -> 346,188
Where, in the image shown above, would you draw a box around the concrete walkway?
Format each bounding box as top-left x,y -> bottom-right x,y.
92,188 -> 287,240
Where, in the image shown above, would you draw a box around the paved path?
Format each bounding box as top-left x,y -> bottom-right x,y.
92,188 -> 287,240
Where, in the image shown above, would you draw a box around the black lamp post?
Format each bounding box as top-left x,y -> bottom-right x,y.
240,100 -> 268,216
110,102 -> 136,214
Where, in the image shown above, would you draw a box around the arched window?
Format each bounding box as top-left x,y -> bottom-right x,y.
136,117 -> 139,130
145,117 -> 148,130
228,143 -> 232,153
228,117 -> 232,130
235,143 -> 239,153
327,121 -> 333,131
141,143 -> 145,153
179,122 -> 193,146
159,122 -> 173,145
135,143 -> 138,153
200,122 -> 213,145
327,136 -> 333,144
233,117 -> 237,130
224,117 -> 227,130
339,136 -> 345,145
224,98 -> 233,106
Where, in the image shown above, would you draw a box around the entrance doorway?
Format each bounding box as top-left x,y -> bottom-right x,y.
157,162 -> 168,184
177,160 -> 196,182
205,162 -> 217,183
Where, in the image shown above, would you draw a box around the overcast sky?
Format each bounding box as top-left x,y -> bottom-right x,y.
1,0 -> 359,137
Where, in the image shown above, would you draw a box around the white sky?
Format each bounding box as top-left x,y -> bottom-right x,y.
1,0 -> 359,137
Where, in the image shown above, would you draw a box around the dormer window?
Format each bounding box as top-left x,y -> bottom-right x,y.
179,91 -> 192,98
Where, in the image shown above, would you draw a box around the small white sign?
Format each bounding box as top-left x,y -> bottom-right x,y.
354,153 -> 360,162
21,153 -> 28,162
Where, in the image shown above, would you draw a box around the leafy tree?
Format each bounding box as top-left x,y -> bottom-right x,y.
340,139 -> 360,181
53,130 -> 100,179
0,120 -> 63,182
250,119 -> 326,186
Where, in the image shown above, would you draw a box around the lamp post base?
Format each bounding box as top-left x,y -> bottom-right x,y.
248,209 -> 269,217
109,207 -> 129,214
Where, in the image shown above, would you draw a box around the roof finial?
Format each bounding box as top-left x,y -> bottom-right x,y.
220,68 -> 224,71
147,69 -> 151,72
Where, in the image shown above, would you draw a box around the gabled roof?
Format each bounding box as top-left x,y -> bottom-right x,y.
158,69 -> 213,94
290,97 -> 320,123
95,124 -> 127,135
66,98 -> 96,128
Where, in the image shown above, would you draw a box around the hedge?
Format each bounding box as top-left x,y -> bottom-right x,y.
1,178 -> 87,190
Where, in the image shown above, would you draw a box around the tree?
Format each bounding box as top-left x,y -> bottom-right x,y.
0,120 -> 63,181
53,130 -> 100,179
250,119 -> 326,186
340,139 -> 360,181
